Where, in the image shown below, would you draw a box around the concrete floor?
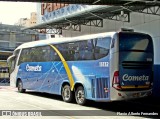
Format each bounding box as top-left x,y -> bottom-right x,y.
0,86 -> 158,119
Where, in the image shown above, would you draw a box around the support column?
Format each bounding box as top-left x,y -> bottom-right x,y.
9,32 -> 16,49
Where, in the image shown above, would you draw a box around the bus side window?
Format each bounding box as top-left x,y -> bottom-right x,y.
78,40 -> 94,60
49,47 -> 56,61
18,48 -> 31,65
31,47 -> 45,62
53,52 -> 60,61
43,46 -> 51,62
74,50 -> 80,60
52,45 -> 61,61
93,37 -> 111,60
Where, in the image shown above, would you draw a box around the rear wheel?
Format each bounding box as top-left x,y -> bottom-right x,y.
75,86 -> 86,105
62,85 -> 74,103
17,80 -> 26,93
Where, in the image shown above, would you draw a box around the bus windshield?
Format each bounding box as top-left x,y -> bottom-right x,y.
119,32 -> 153,52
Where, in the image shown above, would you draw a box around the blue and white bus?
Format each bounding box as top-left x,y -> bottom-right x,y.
7,30 -> 154,105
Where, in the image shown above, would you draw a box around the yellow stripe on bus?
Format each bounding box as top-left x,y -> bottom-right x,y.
49,44 -> 74,91
121,85 -> 150,89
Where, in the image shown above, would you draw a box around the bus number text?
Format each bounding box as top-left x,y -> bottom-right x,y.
99,62 -> 109,67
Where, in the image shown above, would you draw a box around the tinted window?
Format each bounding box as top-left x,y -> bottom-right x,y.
119,33 -> 153,52
18,37 -> 111,64
18,46 -> 56,64
30,46 -> 53,62
57,37 -> 111,61
94,37 -> 110,60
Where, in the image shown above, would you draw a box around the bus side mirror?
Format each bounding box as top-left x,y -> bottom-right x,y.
7,55 -> 15,66
7,55 -> 16,74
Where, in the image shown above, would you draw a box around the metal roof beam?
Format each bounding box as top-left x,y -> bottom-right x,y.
136,6 -> 160,16
0,0 -> 159,6
64,18 -> 79,25
107,13 -> 130,22
87,12 -> 105,19
123,5 -> 160,16
62,23 -> 81,31
82,19 -> 103,27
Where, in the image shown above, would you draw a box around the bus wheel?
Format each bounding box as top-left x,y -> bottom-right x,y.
18,80 -> 26,93
75,86 -> 86,105
62,85 -> 73,103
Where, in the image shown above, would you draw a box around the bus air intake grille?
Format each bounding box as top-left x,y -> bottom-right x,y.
91,77 -> 108,99
122,61 -> 152,69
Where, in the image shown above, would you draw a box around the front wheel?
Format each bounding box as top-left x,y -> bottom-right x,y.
62,85 -> 74,103
17,80 -> 26,93
75,86 -> 86,105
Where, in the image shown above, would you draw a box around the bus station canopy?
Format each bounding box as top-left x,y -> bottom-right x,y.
21,0 -> 160,34
23,5 -> 131,33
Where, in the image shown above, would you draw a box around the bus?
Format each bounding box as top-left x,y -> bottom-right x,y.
7,30 -> 154,105
0,67 -> 10,84
0,51 -> 13,85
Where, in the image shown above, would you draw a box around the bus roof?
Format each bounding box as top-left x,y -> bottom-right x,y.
15,32 -> 116,50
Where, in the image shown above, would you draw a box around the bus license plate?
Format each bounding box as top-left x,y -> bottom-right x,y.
133,93 -> 141,97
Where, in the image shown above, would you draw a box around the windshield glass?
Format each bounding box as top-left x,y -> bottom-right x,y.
119,32 -> 153,52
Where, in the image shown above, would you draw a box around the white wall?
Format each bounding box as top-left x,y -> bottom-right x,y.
62,12 -> 160,64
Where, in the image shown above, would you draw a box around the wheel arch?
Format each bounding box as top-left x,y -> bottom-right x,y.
74,82 -> 87,97
16,78 -> 21,87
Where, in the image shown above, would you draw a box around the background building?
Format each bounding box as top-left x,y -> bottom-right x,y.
0,23 -> 46,84
15,12 -> 37,27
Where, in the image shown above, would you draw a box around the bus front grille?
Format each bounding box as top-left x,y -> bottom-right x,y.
91,77 -> 109,99
122,61 -> 152,69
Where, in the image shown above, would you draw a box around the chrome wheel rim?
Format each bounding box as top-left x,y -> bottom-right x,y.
76,90 -> 85,104
63,87 -> 70,101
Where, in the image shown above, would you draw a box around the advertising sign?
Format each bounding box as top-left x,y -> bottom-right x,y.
39,3 -> 97,23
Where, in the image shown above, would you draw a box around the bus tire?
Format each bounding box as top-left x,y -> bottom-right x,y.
62,85 -> 73,103
75,86 -> 86,105
17,80 -> 26,93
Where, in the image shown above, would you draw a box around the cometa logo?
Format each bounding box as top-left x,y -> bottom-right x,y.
26,64 -> 42,72
122,74 -> 149,81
